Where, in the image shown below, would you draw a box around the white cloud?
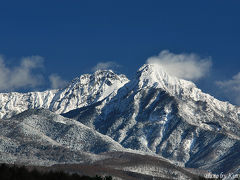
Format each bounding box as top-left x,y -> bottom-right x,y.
216,72 -> 240,105
146,50 -> 212,81
0,55 -> 44,91
91,61 -> 120,72
49,74 -> 68,89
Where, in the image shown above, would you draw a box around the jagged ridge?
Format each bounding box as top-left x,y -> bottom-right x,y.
0,70 -> 129,119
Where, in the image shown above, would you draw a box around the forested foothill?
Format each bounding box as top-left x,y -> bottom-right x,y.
0,164 -> 112,180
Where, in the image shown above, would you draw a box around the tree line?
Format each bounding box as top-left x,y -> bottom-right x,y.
0,164 -> 112,180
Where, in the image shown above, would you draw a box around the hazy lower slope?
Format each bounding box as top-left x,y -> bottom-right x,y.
0,70 -> 129,119
46,151 -> 207,180
0,109 -> 124,166
63,64 -> 240,174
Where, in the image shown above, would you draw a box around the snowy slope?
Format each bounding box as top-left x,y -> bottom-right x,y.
0,70 -> 129,119
63,64 -> 240,174
0,109 -> 125,166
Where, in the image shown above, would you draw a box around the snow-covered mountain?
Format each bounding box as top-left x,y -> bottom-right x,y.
0,70 -> 129,119
63,64 -> 240,174
1,63 -> 240,176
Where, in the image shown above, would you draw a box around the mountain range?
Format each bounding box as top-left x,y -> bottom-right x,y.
0,63 -> 240,179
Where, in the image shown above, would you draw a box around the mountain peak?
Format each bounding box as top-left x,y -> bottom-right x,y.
70,69 -> 128,86
136,64 -> 196,96
135,64 -> 238,114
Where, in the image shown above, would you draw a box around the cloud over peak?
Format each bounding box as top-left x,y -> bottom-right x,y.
146,50 -> 212,81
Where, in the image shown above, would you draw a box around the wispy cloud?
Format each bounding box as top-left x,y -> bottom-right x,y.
146,50 -> 212,81
49,74 -> 68,89
216,72 -> 240,105
0,55 -> 44,91
91,61 -> 120,72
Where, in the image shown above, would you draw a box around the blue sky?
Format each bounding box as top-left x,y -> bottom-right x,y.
0,1 -> 240,105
